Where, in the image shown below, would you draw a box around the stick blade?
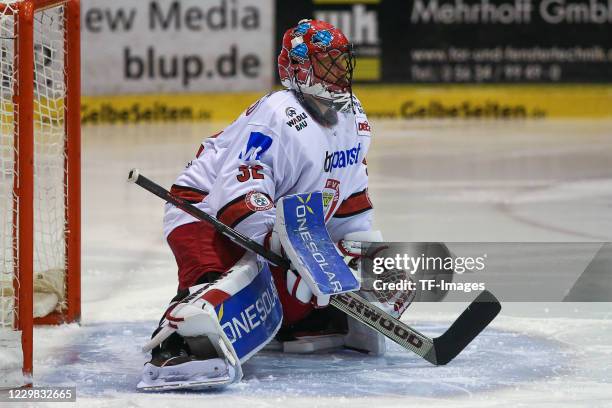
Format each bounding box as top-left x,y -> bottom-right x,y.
431,290 -> 501,365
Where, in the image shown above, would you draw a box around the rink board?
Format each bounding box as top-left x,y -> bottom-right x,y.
80,85 -> 612,125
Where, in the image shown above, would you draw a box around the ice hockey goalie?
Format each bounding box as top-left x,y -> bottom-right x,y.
137,19 -> 407,392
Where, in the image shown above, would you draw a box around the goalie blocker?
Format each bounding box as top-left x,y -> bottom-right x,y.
275,192 -> 360,296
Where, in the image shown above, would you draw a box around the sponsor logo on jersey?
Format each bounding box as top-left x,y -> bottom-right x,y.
322,179 -> 340,222
358,121 -> 371,133
286,111 -> 308,131
356,114 -> 371,136
286,107 -> 297,118
312,30 -> 334,49
245,191 -> 273,212
295,194 -> 343,292
324,143 -> 362,172
239,132 -> 273,161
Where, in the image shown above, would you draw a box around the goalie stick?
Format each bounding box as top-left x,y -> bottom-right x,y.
128,169 -> 501,365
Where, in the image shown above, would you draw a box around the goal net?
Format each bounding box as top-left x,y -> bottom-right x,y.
0,0 -> 80,388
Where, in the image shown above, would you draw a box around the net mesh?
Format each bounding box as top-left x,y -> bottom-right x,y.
0,0 -> 68,330
0,0 -> 19,332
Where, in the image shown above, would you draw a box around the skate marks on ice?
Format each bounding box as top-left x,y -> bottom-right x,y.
237,324 -> 566,398
33,321 -> 568,398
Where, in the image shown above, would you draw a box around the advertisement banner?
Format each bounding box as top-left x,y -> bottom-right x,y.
277,0 -> 612,84
80,84 -> 612,124
383,0 -> 612,83
82,0 -> 274,94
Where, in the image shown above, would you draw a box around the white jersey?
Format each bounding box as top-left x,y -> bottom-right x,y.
164,90 -> 373,244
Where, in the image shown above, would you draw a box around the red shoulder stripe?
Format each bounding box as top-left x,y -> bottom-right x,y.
217,194 -> 252,228
196,131 -> 223,158
171,184 -> 208,203
196,144 -> 205,158
333,189 -> 373,219
217,192 -> 274,228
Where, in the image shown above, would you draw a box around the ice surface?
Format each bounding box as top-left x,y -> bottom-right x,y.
24,120 -> 612,407
32,321 -> 569,396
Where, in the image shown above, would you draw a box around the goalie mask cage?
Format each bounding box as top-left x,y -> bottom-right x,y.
0,0 -> 80,387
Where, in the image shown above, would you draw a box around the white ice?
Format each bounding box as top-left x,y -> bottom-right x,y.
29,119 -> 612,407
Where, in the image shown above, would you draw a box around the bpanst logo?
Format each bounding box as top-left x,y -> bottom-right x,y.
295,194 -> 343,292
324,143 -> 361,172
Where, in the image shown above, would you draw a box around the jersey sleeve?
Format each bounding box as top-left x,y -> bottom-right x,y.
326,160 -> 373,242
204,125 -> 286,244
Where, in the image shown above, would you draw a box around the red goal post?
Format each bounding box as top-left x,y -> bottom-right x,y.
0,0 -> 80,386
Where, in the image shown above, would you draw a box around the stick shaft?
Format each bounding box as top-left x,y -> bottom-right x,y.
128,169 -> 499,364
128,170 -> 430,351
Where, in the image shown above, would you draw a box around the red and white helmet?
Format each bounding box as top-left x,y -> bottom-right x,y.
278,19 -> 355,113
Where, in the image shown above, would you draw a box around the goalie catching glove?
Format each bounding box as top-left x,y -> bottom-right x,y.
337,230 -> 415,318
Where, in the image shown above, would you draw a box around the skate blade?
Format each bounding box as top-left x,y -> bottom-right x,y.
137,374 -> 233,392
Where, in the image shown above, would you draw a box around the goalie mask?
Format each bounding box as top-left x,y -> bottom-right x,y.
278,19 -> 355,113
